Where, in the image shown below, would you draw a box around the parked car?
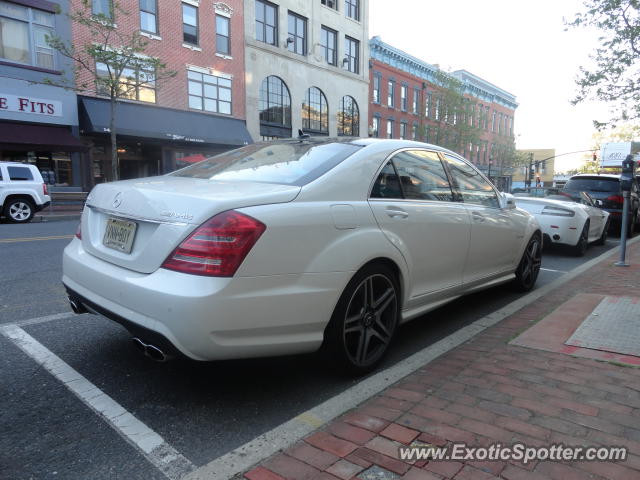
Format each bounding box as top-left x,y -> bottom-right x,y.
563,173 -> 640,234
513,191 -> 610,256
511,187 -> 563,198
0,162 -> 51,223
63,138 -> 541,373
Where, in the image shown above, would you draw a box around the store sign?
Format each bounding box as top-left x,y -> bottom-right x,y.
0,93 -> 63,117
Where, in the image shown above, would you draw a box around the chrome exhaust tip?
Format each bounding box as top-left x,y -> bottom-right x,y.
132,337 -> 169,362
69,297 -> 88,315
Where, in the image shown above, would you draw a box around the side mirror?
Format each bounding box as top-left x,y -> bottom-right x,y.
595,199 -> 604,207
502,193 -> 516,210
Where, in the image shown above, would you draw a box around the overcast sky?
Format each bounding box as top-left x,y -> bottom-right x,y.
369,0 -> 609,172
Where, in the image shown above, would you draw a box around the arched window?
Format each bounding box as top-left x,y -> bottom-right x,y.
302,87 -> 328,135
259,76 -> 292,138
338,95 -> 359,136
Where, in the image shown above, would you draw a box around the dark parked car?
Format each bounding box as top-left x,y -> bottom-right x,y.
563,174 -> 640,234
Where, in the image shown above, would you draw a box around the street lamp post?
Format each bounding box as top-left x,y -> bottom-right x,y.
487,157 -> 493,181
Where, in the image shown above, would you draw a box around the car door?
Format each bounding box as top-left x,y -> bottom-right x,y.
581,192 -> 605,240
442,153 -> 522,283
368,149 -> 471,303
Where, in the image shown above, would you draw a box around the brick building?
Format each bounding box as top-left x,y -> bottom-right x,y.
0,0 -> 85,190
71,0 -> 251,185
368,37 -> 518,189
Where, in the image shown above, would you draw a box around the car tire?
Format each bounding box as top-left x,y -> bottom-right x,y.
595,219 -> 610,246
4,197 -> 35,223
323,263 -> 400,375
629,211 -> 637,237
511,233 -> 542,292
573,222 -> 589,257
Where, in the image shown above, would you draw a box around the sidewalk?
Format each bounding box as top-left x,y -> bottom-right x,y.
33,204 -> 83,222
243,242 -> 640,480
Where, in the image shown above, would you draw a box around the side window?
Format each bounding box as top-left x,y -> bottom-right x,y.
371,161 -> 402,199
444,154 -> 499,208
0,168 -> 3,181
7,166 -> 34,181
392,150 -> 454,202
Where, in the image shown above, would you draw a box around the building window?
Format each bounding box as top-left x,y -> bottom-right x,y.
188,70 -> 232,115
338,95 -> 359,136
412,124 -> 418,140
372,116 -> 380,137
434,97 -> 441,120
259,76 -> 291,136
399,122 -> 407,140
92,0 -> 112,18
484,106 -> 489,129
287,11 -> 306,56
373,74 -> 381,103
139,0 -> 157,34
96,62 -> 156,103
302,87 -> 328,134
216,15 -> 230,55
425,92 -> 432,118
413,88 -> 420,114
492,110 -> 497,132
256,0 -> 277,46
320,25 -> 337,66
344,36 -> 359,73
182,3 -> 198,45
386,119 -> 394,139
0,1 -> 55,69
321,0 -> 337,10
400,84 -> 408,111
387,80 -> 395,107
345,0 -> 359,20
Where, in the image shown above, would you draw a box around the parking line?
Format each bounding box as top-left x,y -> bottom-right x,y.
540,267 -> 569,274
0,235 -> 74,243
185,236 -> 640,480
9,311 -> 77,328
0,324 -> 195,480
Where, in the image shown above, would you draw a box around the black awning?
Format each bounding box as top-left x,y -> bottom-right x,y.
0,122 -> 87,152
78,96 -> 253,147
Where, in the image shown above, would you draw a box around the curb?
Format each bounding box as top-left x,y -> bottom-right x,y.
186,236 -> 640,480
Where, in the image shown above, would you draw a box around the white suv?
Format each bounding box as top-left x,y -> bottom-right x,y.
0,162 -> 51,223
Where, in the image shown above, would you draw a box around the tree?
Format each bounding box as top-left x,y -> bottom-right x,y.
46,1 -> 176,181
426,71 -> 484,154
567,1 -> 640,128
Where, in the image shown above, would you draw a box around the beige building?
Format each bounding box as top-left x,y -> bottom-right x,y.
244,0 -> 369,140
513,148 -> 556,188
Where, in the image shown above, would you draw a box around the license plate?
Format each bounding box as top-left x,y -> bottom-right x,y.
103,217 -> 137,254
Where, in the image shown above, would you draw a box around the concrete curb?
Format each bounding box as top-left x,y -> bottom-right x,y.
33,213 -> 82,223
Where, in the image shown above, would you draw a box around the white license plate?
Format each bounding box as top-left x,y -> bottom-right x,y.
103,217 -> 137,254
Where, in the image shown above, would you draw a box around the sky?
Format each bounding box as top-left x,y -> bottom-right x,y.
369,0 -> 610,172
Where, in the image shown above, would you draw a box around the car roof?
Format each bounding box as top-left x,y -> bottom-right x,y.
568,173 -> 620,180
0,161 -> 37,167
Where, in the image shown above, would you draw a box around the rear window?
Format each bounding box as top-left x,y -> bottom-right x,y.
170,142 -> 363,186
7,166 -> 34,181
564,177 -> 619,193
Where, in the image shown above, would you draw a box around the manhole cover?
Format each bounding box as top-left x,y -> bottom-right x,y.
565,296 -> 640,356
358,465 -> 401,480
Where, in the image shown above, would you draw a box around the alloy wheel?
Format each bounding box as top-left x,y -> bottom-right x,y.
517,236 -> 542,290
9,201 -> 32,222
342,274 -> 397,367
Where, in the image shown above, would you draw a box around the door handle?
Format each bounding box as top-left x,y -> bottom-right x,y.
471,211 -> 485,222
386,207 -> 409,219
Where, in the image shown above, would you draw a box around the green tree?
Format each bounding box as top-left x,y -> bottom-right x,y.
46,1 -> 176,181
567,0 -> 640,128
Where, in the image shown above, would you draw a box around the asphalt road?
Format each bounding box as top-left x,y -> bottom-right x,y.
0,219 -> 623,480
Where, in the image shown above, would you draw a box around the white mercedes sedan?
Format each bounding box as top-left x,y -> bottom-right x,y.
513,191 -> 610,256
63,138 -> 541,373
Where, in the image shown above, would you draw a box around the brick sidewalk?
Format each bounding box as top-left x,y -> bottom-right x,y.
244,242 -> 640,480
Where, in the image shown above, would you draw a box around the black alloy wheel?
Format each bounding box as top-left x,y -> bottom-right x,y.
512,234 -> 542,292
325,264 -> 399,374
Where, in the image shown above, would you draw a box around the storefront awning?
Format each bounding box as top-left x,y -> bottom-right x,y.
0,122 -> 87,152
78,96 -> 253,147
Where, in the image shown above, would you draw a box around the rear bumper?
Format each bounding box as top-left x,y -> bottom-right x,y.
35,201 -> 51,212
62,238 -> 349,361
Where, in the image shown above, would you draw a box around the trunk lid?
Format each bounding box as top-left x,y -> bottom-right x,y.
82,176 -> 300,273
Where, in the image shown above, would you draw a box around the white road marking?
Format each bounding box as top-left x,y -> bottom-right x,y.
185,236 -> 640,480
8,312 -> 77,328
540,267 -> 569,274
0,324 -> 195,480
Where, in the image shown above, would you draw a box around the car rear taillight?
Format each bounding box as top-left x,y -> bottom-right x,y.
75,223 -> 82,239
43,183 -> 48,196
607,195 -> 623,205
161,210 -> 266,277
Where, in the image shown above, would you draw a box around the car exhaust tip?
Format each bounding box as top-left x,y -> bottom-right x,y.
131,337 -> 169,362
69,297 -> 88,315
